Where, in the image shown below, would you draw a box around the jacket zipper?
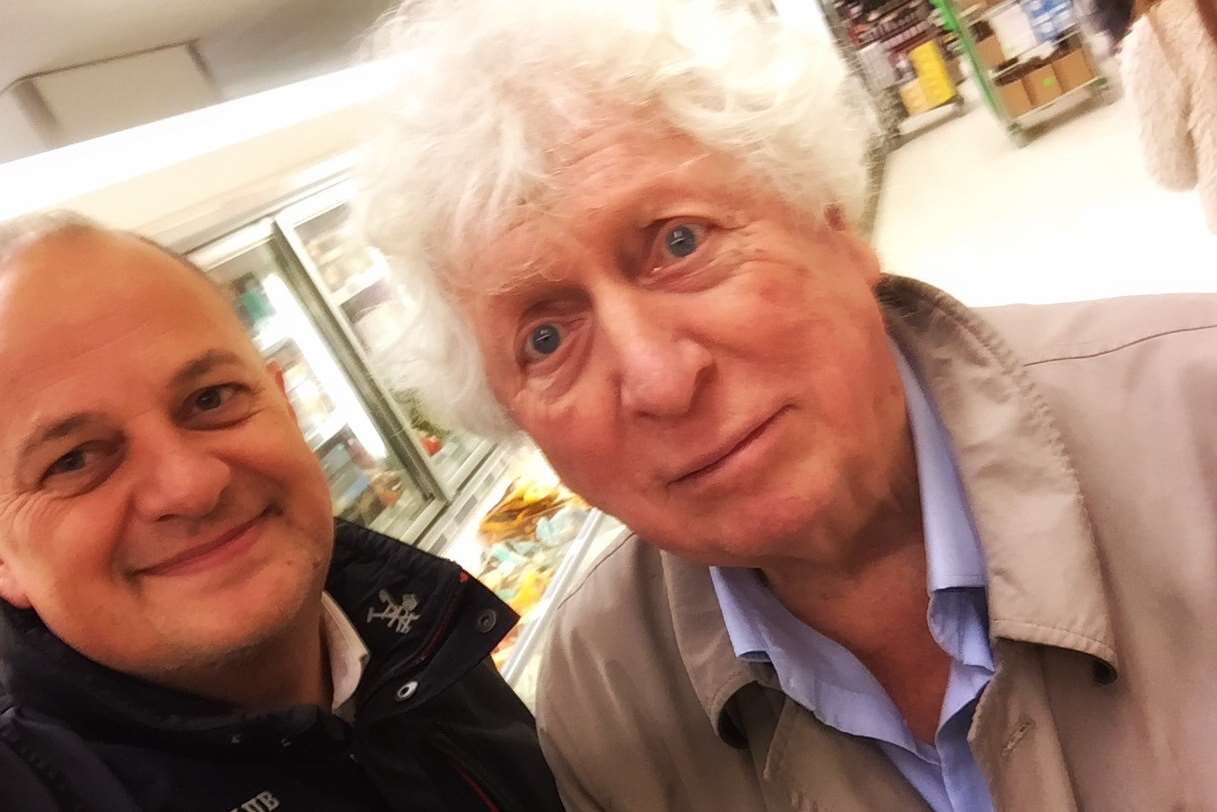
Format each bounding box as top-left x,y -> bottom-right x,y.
448,756 -> 504,812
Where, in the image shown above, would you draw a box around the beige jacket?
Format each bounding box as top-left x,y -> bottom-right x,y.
536,277 -> 1217,811
1122,0 -> 1217,231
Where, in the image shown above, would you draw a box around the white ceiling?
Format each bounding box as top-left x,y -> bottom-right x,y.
0,0 -> 395,135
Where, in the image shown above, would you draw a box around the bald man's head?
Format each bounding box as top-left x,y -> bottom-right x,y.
0,210 -> 336,694
0,212 -> 214,289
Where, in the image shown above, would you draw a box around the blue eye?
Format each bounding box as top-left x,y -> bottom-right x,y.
530,324 -> 562,356
665,225 -> 700,258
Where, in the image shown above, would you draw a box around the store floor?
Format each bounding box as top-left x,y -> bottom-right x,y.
872,82 -> 1216,306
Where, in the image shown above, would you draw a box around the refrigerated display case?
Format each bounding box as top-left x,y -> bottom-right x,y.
275,182 -> 493,493
189,220 -> 444,541
420,444 -> 628,709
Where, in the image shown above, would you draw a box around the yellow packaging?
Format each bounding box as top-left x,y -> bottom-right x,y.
910,40 -> 957,107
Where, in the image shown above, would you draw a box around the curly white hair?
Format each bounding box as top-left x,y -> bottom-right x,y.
357,0 -> 866,438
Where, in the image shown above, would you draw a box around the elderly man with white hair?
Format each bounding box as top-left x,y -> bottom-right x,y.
361,1 -> 1217,809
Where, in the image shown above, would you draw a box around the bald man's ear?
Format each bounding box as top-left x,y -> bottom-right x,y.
0,559 -> 32,609
266,361 -> 297,420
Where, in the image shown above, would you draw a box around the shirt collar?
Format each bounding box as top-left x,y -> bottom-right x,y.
320,591 -> 370,717
890,341 -> 987,593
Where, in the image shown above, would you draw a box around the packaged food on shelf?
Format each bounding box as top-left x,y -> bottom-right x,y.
470,476 -> 591,667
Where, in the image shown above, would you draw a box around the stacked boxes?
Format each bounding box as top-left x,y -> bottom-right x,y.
990,39 -> 1098,119
1051,42 -> 1096,91
1024,60 -> 1062,106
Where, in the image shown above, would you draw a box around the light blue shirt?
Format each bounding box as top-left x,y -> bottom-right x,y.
711,346 -> 995,811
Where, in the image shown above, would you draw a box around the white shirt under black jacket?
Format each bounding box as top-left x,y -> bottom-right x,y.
321,592 -> 371,721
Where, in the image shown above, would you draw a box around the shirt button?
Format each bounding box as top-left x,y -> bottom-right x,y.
229,733 -> 243,745
395,680 -> 419,702
475,609 -> 498,633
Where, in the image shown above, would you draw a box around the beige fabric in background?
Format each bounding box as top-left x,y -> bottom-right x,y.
1122,0 -> 1217,231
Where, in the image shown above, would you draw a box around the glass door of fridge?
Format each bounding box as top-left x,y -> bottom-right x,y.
189,222 -> 443,541
277,184 -> 493,495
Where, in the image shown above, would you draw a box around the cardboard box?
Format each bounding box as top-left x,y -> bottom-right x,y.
1052,48 -> 1095,92
975,35 -> 1006,70
996,78 -> 1033,118
1025,63 -> 1063,107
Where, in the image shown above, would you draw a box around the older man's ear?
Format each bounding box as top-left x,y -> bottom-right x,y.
824,203 -> 883,286
0,558 -> 32,609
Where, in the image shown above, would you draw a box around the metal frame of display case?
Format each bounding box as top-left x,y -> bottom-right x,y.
274,181 -> 495,500
187,218 -> 448,543
500,511 -> 613,684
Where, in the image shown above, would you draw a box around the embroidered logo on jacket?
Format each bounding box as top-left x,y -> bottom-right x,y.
229,790 -> 279,812
366,589 -> 423,634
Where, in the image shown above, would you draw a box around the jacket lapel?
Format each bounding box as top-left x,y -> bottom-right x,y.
882,276 -> 1117,669
883,276 -> 1119,809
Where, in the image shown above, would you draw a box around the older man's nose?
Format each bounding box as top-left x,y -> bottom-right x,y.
131,431 -> 232,522
608,304 -> 714,418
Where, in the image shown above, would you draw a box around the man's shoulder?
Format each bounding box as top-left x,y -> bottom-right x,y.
549,532 -> 672,642
0,705 -> 129,812
977,292 -> 1217,369
538,532 -> 723,712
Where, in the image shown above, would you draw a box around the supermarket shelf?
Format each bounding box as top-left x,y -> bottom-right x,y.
994,36 -> 1067,70
963,0 -> 1019,19
1012,75 -> 1105,126
500,510 -> 607,685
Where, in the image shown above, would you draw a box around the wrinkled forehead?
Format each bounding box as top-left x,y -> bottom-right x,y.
448,123 -> 746,299
0,230 -> 260,408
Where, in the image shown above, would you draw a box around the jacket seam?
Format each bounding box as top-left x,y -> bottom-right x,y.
1022,322 -> 1217,367
992,619 -> 1117,660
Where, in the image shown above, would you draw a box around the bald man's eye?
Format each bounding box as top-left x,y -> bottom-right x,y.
41,441 -> 122,495
181,383 -> 253,428
46,448 -> 88,477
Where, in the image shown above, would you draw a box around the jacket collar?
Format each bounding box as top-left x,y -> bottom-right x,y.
665,275 -> 1117,741
0,519 -> 514,748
